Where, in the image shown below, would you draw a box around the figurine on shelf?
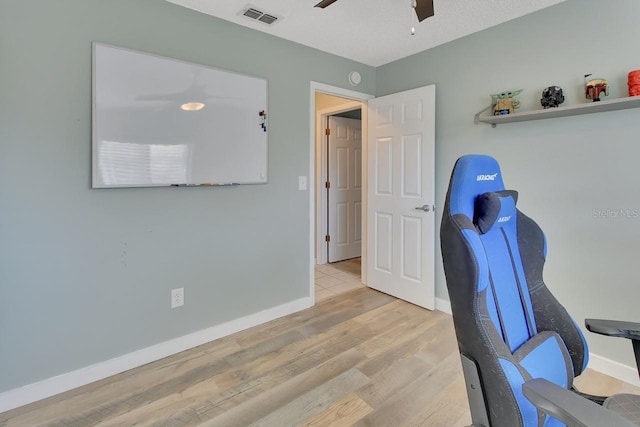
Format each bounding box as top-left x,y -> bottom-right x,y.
585,74 -> 609,102
628,70 -> 640,96
540,86 -> 565,109
491,89 -> 523,115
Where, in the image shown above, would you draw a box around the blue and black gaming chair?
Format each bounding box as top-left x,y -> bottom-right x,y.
440,154 -> 640,426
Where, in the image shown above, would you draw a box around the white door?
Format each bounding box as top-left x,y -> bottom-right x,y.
328,116 -> 362,262
366,85 -> 435,309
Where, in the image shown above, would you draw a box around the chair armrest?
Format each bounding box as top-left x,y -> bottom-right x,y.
522,378 -> 637,427
585,319 -> 640,340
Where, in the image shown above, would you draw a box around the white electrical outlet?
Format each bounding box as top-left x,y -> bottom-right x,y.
171,288 -> 184,308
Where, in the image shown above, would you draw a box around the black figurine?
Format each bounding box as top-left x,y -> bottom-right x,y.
540,86 -> 565,109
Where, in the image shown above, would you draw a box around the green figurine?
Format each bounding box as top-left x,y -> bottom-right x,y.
491,89 -> 523,115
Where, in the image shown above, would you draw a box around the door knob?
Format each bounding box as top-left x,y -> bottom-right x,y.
415,204 -> 434,212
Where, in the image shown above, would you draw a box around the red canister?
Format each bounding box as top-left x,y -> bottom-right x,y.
629,70 -> 640,96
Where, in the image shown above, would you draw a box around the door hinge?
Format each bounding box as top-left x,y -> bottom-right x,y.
325,128 -> 330,136
325,181 -> 330,189
325,235 -> 330,242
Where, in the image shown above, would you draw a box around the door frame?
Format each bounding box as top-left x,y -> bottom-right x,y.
317,103 -> 363,265
309,81 -> 374,303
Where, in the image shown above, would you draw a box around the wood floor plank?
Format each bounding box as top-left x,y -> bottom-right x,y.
414,317 -> 459,367
235,288 -> 393,349
247,368 -> 370,427
186,316 -> 390,423
208,312 -> 392,397
301,394 -> 373,427
354,352 -> 464,427
400,373 -> 469,427
355,312 -> 451,377
194,349 -> 366,427
356,355 -> 433,410
94,376 -> 220,427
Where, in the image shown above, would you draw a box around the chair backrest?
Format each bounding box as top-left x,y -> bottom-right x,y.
440,154 -> 590,427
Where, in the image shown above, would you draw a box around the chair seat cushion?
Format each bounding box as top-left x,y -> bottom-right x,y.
604,393 -> 640,425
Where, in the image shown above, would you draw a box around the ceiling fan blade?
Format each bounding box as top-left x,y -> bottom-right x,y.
414,0 -> 434,22
314,0 -> 338,8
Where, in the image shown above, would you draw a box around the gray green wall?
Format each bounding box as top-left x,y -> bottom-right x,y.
0,0 -> 374,393
377,0 -> 640,367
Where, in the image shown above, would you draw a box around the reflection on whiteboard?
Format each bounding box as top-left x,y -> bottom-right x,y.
92,43 -> 268,188
99,141 -> 190,186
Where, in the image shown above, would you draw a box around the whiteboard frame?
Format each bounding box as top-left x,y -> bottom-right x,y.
91,42 -> 269,188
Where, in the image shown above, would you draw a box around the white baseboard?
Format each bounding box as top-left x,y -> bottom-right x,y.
0,296 -> 313,414
588,352 -> 640,388
435,297 -> 452,314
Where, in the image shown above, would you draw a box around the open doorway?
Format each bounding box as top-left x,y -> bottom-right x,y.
325,111 -> 362,263
309,82 -> 436,309
313,91 -> 368,302
309,81 -> 374,302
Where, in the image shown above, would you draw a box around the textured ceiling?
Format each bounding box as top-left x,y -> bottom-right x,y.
166,0 -> 566,67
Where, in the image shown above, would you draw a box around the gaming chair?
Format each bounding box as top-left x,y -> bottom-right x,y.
440,154 -> 640,426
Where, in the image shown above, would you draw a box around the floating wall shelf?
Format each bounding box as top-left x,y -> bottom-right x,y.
475,96 -> 640,127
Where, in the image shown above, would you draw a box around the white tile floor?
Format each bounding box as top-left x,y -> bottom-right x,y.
314,258 -> 365,302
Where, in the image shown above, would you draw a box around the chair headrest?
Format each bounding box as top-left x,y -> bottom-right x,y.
474,190 -> 518,234
448,155 -> 506,219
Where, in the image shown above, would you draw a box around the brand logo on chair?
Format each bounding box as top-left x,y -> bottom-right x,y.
497,216 -> 511,223
476,173 -> 498,181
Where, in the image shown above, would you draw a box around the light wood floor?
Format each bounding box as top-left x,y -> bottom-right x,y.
1,287 -> 471,426
2,270 -> 639,426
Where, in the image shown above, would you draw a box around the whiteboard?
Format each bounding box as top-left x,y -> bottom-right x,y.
92,43 -> 268,188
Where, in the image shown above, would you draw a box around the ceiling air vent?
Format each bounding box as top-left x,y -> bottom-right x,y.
240,6 -> 280,25
258,14 -> 278,25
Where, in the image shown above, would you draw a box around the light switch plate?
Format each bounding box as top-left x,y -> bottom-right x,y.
298,176 -> 307,191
